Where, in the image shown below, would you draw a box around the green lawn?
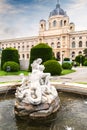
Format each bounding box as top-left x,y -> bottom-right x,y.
75,82 -> 87,85
61,69 -> 76,75
0,69 -> 75,76
0,70 -> 29,76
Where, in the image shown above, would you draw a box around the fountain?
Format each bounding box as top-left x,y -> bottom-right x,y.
14,58 -> 60,118
1,59 -> 87,129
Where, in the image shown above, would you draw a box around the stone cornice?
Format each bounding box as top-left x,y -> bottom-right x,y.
0,36 -> 38,42
70,30 -> 87,35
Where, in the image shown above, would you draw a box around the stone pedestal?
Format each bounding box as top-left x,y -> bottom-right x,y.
14,96 -> 60,119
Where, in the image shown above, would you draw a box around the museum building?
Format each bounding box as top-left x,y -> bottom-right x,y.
0,1 -> 87,69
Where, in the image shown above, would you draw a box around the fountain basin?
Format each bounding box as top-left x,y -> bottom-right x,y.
0,92 -> 87,130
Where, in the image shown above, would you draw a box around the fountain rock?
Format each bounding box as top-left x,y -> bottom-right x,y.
14,58 -> 60,119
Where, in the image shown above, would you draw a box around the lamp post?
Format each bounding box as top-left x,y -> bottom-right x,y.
62,51 -> 65,64
80,55 -> 82,67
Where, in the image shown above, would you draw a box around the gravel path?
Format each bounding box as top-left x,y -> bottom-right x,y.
0,67 -> 87,83
51,67 -> 87,83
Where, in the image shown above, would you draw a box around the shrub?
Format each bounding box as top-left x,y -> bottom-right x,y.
85,58 -> 87,61
43,60 -> 62,76
72,61 -> 80,67
3,61 -> 20,72
1,47 -> 19,70
83,61 -> 87,66
29,43 -> 53,71
62,62 -> 72,69
75,55 -> 85,66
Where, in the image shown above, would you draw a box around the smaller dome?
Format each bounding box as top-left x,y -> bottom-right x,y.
49,3 -> 67,18
40,19 -> 46,22
70,22 -> 75,25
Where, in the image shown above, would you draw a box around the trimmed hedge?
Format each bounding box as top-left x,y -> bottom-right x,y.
1,47 -> 19,70
43,60 -> 62,76
62,62 -> 72,69
3,61 -> 20,72
83,61 -> 87,66
29,43 -> 53,71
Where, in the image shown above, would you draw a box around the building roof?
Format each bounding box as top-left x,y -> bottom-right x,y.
49,1 -> 67,17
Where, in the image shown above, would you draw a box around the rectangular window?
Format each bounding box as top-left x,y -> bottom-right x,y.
72,37 -> 75,40
79,36 -> 82,39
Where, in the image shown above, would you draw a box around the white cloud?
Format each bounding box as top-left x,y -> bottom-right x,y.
65,0 -> 87,31
0,0 -> 87,39
0,0 -> 12,13
0,0 -> 51,39
0,0 -> 27,14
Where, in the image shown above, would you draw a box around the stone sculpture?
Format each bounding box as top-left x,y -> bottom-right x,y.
14,58 -> 60,119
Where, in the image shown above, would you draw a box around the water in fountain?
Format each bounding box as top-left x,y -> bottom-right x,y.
0,92 -> 87,130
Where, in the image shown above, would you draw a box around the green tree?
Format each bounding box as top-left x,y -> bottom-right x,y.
75,55 -> 85,66
29,43 -> 53,71
1,47 -> 20,70
83,48 -> 87,58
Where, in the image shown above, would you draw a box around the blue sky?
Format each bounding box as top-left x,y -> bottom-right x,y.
0,0 -> 87,40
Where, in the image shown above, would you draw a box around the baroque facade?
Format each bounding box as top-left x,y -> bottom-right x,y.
0,1 -> 87,69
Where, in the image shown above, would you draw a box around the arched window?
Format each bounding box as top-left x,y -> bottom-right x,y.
41,24 -> 43,29
78,51 -> 82,55
57,42 -> 60,48
22,54 -> 25,59
22,45 -> 24,50
27,54 -> 29,59
72,51 -> 75,58
72,41 -> 75,48
64,20 -> 67,26
53,20 -> 57,27
27,45 -> 29,50
86,41 -> 87,47
39,38 -> 42,42
51,42 -> 54,48
70,26 -> 73,30
18,46 -> 20,50
79,41 -> 82,47
56,52 -> 60,60
60,20 -> 62,27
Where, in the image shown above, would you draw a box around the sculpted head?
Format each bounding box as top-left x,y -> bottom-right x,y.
36,58 -> 42,64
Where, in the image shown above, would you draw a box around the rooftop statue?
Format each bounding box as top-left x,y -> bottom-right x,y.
14,58 -> 60,119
